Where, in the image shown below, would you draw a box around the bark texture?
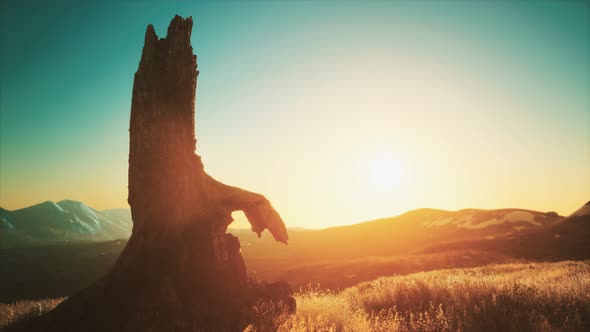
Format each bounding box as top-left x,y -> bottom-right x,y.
18,15 -> 293,332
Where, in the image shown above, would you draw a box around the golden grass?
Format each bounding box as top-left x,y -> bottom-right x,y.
250,261 -> 590,332
0,298 -> 64,329
2,261 -> 589,331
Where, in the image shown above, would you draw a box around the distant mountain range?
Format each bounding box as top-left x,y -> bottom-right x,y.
0,200 -> 132,249
231,201 -> 589,286
1,200 -> 588,252
1,199 -> 588,302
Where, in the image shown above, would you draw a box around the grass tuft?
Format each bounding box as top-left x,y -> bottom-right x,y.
250,261 -> 590,332
0,298 -> 64,329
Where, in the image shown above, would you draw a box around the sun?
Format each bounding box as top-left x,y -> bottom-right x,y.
369,155 -> 404,190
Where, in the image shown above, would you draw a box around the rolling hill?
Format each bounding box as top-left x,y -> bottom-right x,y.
233,206 -> 570,287
235,207 -> 563,262
0,201 -> 132,249
420,201 -> 590,261
4,261 -> 589,331
0,200 -> 588,302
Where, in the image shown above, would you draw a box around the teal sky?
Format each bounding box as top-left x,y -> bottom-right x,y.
1,1 -> 589,228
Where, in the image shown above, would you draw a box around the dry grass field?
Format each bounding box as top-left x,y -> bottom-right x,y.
2,261 -> 589,331
250,261 -> 590,332
0,298 -> 63,330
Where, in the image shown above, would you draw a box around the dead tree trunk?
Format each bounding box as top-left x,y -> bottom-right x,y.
24,15 -> 292,332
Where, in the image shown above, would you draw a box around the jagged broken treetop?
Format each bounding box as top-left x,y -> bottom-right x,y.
128,15 -> 288,244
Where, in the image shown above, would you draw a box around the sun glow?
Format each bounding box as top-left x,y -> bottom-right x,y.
369,155 -> 404,190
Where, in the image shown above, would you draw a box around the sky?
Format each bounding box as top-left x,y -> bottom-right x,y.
1,0 -> 589,229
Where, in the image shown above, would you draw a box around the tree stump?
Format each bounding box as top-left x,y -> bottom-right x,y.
20,15 -> 293,332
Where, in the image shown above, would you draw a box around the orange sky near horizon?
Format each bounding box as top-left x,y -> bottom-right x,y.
1,1 -> 589,229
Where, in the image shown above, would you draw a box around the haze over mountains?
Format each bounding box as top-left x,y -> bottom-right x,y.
0,200 -> 131,249
0,199 -> 577,250
1,199 -> 588,303
235,202 -> 589,287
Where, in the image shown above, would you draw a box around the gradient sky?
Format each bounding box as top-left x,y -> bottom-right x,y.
1,0 -> 589,229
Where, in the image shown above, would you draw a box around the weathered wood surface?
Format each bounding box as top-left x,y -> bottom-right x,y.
16,15 -> 293,332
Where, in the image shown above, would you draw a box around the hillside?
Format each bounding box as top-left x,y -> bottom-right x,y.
0,241 -> 126,302
236,207 -> 563,262
3,261 -> 589,331
233,206 -> 569,285
0,201 -> 565,252
0,201 -> 132,248
421,201 -> 590,261
1,201 -> 588,302
265,260 -> 590,332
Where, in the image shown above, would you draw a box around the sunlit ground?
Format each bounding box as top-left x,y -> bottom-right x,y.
4,261 -> 588,331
